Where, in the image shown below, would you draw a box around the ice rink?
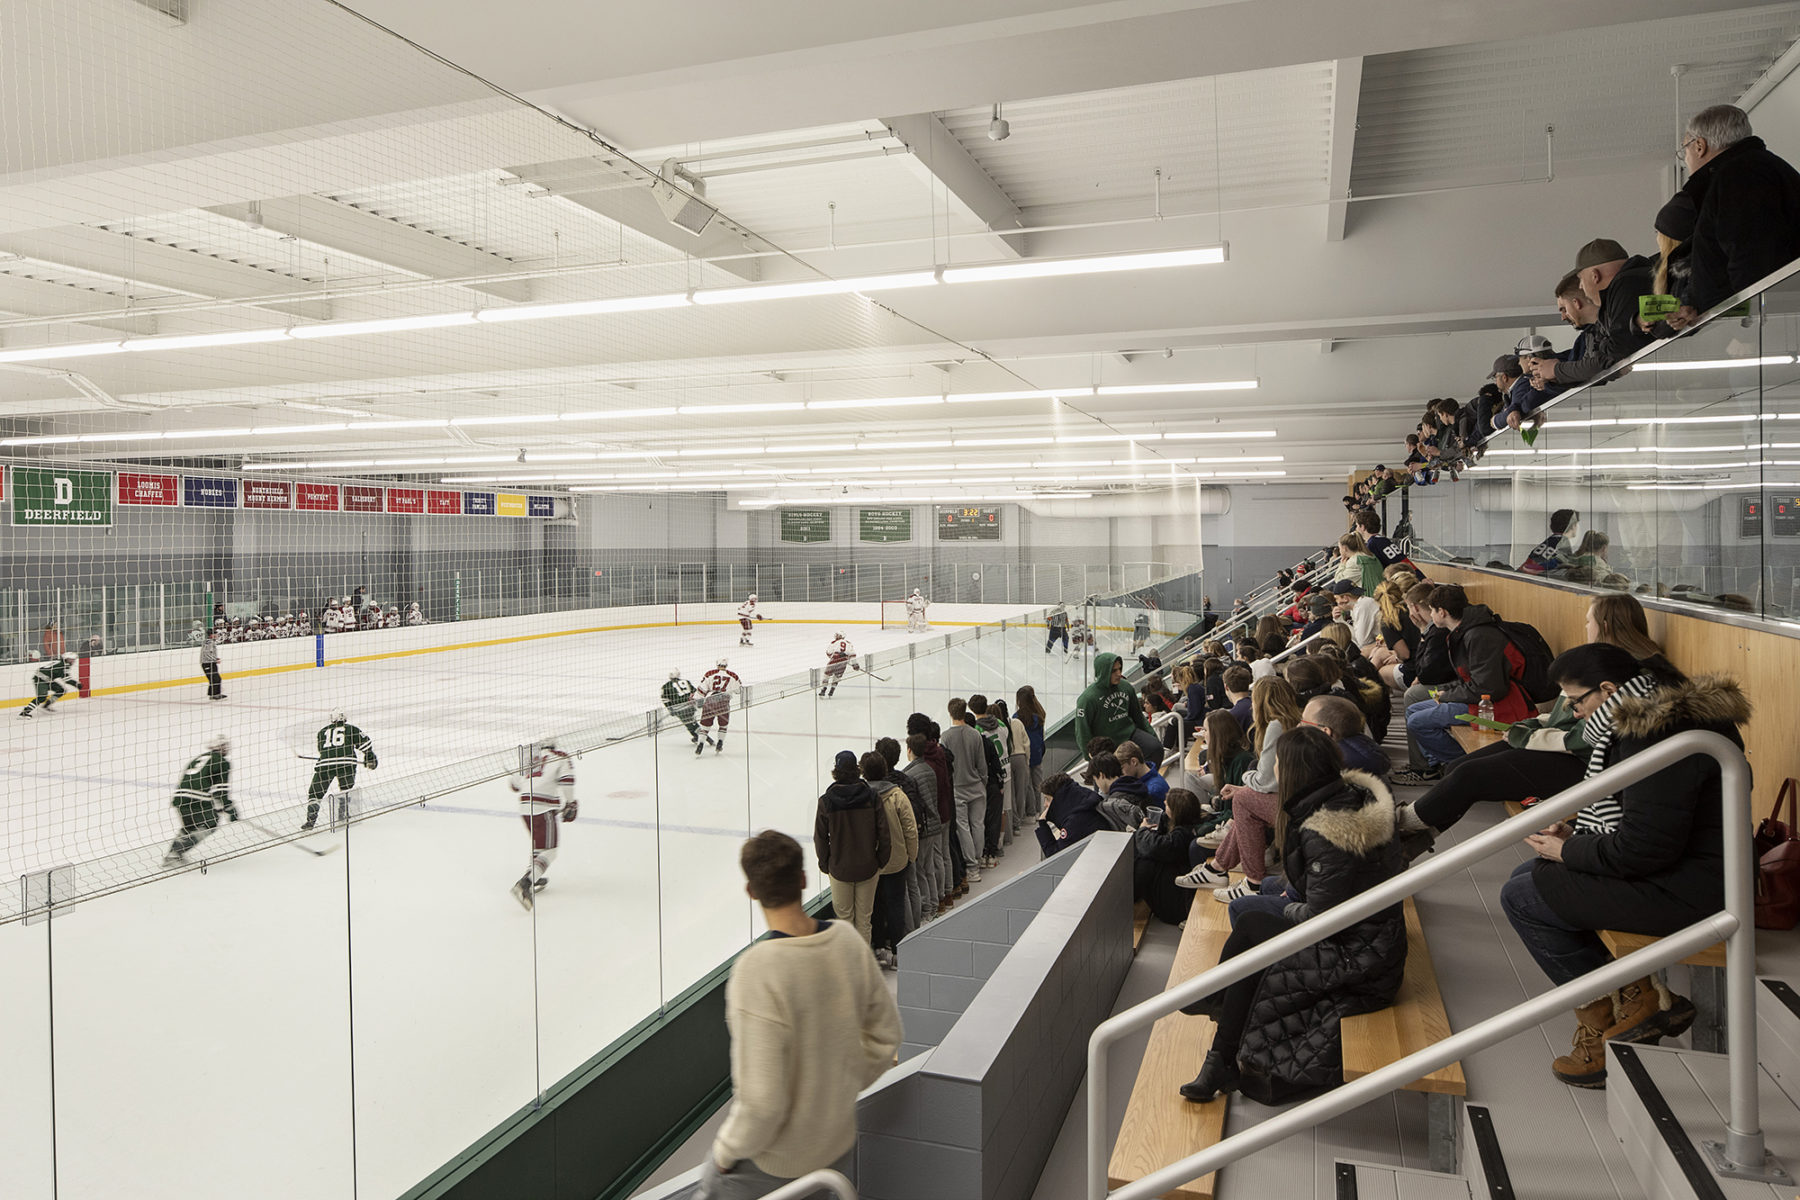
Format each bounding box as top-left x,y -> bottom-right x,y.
0,600 -> 1162,1200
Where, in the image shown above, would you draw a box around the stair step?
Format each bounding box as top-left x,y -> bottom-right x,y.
1332,1160 -> 1472,1200
1756,979 -> 1800,1111
1460,1104 -> 1516,1200
1607,1042 -> 1800,1199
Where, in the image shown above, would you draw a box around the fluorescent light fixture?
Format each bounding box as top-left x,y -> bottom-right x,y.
1,434 -> 79,446
163,428 -> 250,439
952,437 -> 1056,447
677,402 -> 806,415
872,440 -> 954,450
253,423 -> 347,435
941,246 -> 1226,284
1056,434 -> 1161,444
124,328 -> 293,352
290,312 -> 479,339
806,395 -> 941,410
1095,381 -> 1258,396
1164,430 -> 1279,440
693,271 -> 938,305
679,447 -> 760,457
1632,355 -> 1795,372
450,413 -> 561,427
77,431 -> 164,443
350,419 -> 451,431
474,294 -> 691,323
946,389 -> 1073,403
765,443 -> 857,455
559,408 -> 676,421
0,340 -> 126,364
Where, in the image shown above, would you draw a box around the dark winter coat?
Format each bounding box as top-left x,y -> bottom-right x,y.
1099,773 -> 1153,830
1236,770 -> 1407,1105
1681,136 -> 1800,314
1437,605 -> 1531,722
1553,255 -> 1655,386
1133,819 -> 1202,926
895,760 -> 939,837
1533,675 -> 1751,934
1021,714 -> 1045,766
1338,734 -> 1390,778
1042,777 -> 1106,855
1074,653 -> 1153,747
814,779 -> 890,884
916,740 -> 954,826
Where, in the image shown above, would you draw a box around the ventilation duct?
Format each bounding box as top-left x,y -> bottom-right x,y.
1015,487 -> 1230,519
652,160 -> 718,236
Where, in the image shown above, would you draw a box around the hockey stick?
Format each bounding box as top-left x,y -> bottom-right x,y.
242,817 -> 340,856
853,663 -> 890,682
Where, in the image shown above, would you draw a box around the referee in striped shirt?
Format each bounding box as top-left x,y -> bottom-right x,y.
200,627 -> 225,700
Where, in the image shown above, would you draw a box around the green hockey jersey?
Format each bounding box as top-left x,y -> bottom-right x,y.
661,678 -> 697,711
173,749 -> 233,815
317,720 -> 375,766
32,659 -> 70,685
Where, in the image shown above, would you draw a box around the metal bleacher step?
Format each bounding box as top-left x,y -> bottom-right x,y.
1755,978 -> 1800,1109
1330,1103 -> 1515,1200
1608,1041 -> 1800,1199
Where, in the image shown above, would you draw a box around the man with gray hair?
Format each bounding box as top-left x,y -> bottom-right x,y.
1665,104 -> 1800,329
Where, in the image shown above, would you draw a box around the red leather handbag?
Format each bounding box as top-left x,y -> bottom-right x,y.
1754,779 -> 1800,931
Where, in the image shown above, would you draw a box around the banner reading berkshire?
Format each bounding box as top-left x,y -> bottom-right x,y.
12,467 -> 113,527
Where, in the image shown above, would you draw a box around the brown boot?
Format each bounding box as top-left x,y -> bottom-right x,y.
1552,995 -> 1614,1088
1608,976 -> 1673,1046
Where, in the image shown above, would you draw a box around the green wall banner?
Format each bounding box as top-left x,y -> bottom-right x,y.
779,508 -> 830,543
858,508 -> 912,543
12,467 -> 113,527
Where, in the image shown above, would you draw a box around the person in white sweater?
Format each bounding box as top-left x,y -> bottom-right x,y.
701,831 -> 903,1199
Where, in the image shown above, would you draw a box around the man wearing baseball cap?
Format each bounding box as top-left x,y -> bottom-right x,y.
1328,579 -> 1381,651
1526,239 -> 1654,389
1501,334 -> 1561,429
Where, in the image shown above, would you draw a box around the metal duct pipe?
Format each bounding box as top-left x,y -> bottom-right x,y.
1015,487 -> 1230,519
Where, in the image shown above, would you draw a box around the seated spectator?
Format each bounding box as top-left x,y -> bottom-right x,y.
1303,694 -> 1388,777
1665,104 -> 1800,330
1364,577 -> 1421,688
1328,579 -> 1381,650
1221,665 -> 1254,732
1114,736 -> 1169,807
1336,532 -> 1384,596
1240,640 -> 1273,681
1133,788 -> 1208,927
1299,594 -> 1335,640
1074,652 -> 1162,770
814,750 -> 890,943
1354,508 -> 1418,577
1566,530 -> 1612,583
1177,677 -> 1303,902
1177,727 -> 1406,1104
1520,509 -> 1580,575
1185,708 -> 1254,815
1395,584 -> 1532,785
1305,636 -> 1390,742
1501,646 -> 1748,1087
1254,614 -> 1286,650
1036,772 -> 1105,858
1092,751 -> 1151,830
1526,239 -> 1654,389
1280,654 -> 1334,708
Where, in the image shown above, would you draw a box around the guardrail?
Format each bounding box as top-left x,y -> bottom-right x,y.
1085,728 -> 1777,1197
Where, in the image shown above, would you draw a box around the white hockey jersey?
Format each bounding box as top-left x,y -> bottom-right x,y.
826,636 -> 854,663
737,599 -> 759,621
511,747 -> 575,815
702,665 -> 742,696
907,593 -> 928,615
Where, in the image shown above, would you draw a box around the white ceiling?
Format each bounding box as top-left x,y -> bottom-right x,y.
0,0 -> 1796,504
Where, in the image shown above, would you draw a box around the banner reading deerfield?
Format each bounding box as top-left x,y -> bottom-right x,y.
12,467 -> 113,527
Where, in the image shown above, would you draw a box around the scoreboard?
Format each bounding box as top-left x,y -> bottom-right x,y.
1775,496 -> 1800,538
937,505 -> 1001,541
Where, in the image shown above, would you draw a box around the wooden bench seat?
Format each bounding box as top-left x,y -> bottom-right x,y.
1449,724 -> 1504,754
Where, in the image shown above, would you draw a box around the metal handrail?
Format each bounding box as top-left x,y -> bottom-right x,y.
1087,728 -> 1765,1198
761,1169 -> 856,1200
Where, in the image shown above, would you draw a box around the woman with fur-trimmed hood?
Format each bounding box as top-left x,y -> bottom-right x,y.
1179,727 -> 1407,1106
1503,645 -> 1751,1088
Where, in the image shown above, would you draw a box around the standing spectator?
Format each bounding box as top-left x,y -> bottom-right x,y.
940,700 -> 988,884
1395,584 -> 1531,784
1500,649 -> 1747,1088
1482,358 -> 1522,436
1014,685 -> 1048,799
1528,240 -> 1654,388
877,737 -> 929,930
41,620 -> 63,660
1074,652 -> 1162,768
969,694 -> 1010,862
700,831 -> 902,1199
1666,104 -> 1800,329
864,751 -> 917,970
1520,509 -> 1580,575
908,714 -> 962,901
200,625 -> 225,701
899,734 -> 948,919
998,699 -> 1033,833
813,751 -> 889,942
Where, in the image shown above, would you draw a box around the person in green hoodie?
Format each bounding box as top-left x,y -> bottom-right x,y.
1075,652 -> 1162,769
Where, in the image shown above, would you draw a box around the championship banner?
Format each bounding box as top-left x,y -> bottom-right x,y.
241,479 -> 294,510
117,472 -> 179,507
296,482 -> 340,511
427,489 -> 461,515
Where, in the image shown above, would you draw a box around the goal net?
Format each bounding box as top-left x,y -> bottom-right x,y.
880,599 -> 910,630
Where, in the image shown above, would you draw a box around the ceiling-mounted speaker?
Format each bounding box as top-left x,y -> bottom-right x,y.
652,159 -> 718,236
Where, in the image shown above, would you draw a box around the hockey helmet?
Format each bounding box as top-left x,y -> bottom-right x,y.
208,734 -> 230,753
191,618 -> 204,629
330,709 -> 345,724
61,652 -> 75,666
834,631 -> 844,639
27,650 -> 41,661
214,616 -> 226,626
911,588 -> 921,596
748,593 -> 758,602
717,656 -> 729,668
670,668 -> 683,680
386,604 -> 399,614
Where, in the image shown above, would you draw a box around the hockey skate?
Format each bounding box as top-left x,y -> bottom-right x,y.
162,849 -> 185,867
510,877 -> 534,911
695,735 -> 709,756
715,737 -> 726,754
532,878 -> 548,893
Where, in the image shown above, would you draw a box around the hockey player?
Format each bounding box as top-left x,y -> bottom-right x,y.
820,632 -> 855,698
661,669 -> 702,744
1069,613 -> 1095,649
384,604 -> 401,629
404,601 -> 426,626
302,710 -> 378,831
18,652 -> 76,718
697,658 -> 742,754
163,735 -> 236,866
906,588 -> 931,633
200,626 -> 225,700
736,593 -> 767,646
509,739 -> 576,911
1131,611 -> 1151,653
188,619 -> 206,645
1046,604 -> 1070,655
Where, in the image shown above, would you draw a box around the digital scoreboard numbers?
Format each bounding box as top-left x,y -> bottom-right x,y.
937,505 -> 1001,541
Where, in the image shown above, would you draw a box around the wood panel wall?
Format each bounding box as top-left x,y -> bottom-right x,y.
1431,566 -> 1798,808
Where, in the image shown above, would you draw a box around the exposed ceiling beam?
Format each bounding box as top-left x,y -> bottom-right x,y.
0,273 -> 161,338
206,195 -> 535,303
881,112 -> 1024,259
1324,58 -> 1364,243
0,226 -> 331,322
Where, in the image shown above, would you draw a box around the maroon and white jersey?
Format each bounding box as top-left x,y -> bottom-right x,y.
702,666 -> 742,697
510,748 -> 575,816
826,636 -> 854,664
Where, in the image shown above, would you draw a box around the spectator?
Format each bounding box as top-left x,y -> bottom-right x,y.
1092,751 -> 1151,831
1364,577 -> 1420,689
1639,191 -> 1700,340
940,700 -> 988,885
1074,652 -> 1162,768
1501,646 -> 1748,1087
1240,641 -> 1273,681
994,698 -> 1031,832
813,751 -> 889,943
863,751 -> 917,970
1178,676 -> 1303,901
41,621 -> 63,660
1134,788 -> 1208,927
900,733 -> 950,919
1520,509 -> 1580,575
1482,357 -> 1522,435
969,694 -> 1009,866
1221,665 -> 1254,731
1567,530 -> 1612,583
1665,104 -> 1800,329
1527,239 -> 1654,388
1502,334 -> 1564,429
1254,614 -> 1287,652
1299,594 -> 1335,640
1114,737 -> 1169,805
1177,728 -> 1406,1104
1354,509 -> 1417,577
878,736 -> 932,930
1014,685 -> 1047,798
1186,708 -> 1254,815
1036,771 -> 1105,858
1403,433 -> 1430,484
701,830 -> 901,1199
1199,655 -> 1228,713
1303,694 -> 1388,778
1336,533 -> 1384,596
1395,584 -> 1532,784
906,714 -> 959,902
1327,580 -> 1381,650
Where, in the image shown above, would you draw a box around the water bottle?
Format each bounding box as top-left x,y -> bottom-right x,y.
1477,694 -> 1495,723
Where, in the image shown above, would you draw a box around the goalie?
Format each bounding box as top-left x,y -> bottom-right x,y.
510,739 -> 576,911
18,651 -> 77,719
905,588 -> 931,633
819,632 -> 855,699
736,593 -> 767,646
302,710 -> 377,831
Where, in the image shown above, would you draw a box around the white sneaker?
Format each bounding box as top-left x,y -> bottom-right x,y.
1395,803 -> 1430,834
1176,862 -> 1229,889
965,870 -> 983,883
1196,820 -> 1231,850
1213,878 -> 1256,903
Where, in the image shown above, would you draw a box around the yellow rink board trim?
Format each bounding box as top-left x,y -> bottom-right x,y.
6,615 -> 1181,707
